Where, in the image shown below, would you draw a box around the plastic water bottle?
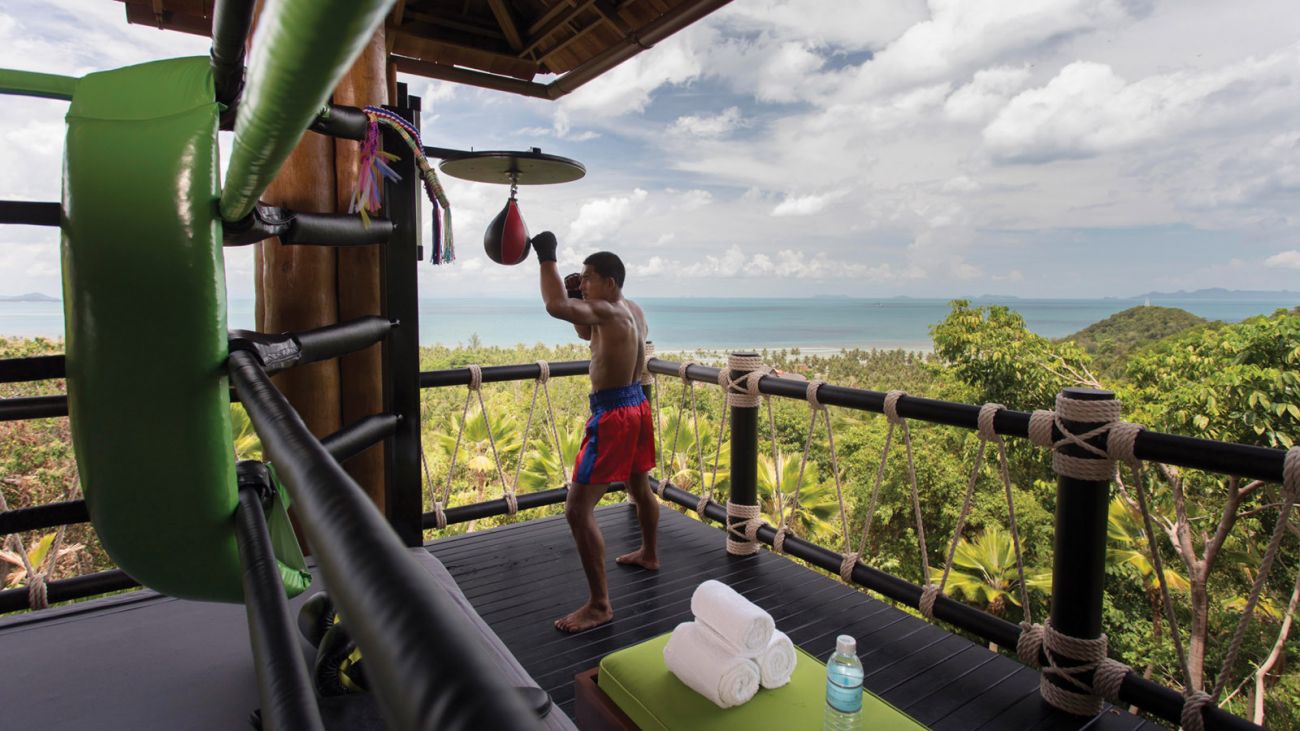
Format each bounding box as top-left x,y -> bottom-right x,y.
824,634 -> 864,730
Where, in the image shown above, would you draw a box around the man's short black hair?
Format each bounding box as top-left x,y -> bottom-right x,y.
583,251 -> 625,289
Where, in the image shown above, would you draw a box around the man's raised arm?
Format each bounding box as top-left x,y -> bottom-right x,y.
534,231 -> 602,326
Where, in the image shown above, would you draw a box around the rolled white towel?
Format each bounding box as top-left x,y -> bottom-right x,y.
758,630 -> 796,689
663,621 -> 761,709
690,579 -> 774,656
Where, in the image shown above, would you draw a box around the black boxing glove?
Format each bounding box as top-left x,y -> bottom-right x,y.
531,230 -> 558,263
564,272 -> 582,299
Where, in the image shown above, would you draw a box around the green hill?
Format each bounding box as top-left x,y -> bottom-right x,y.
1061,305 -> 1207,376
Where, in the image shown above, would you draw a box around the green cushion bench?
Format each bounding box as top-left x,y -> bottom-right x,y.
592,632 -> 926,730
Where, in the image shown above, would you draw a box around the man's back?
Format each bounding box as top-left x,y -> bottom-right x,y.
589,298 -> 646,391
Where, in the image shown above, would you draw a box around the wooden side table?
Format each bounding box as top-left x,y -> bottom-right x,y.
574,667 -> 639,731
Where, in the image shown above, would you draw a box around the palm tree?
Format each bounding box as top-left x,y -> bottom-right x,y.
756,451 -> 841,544
432,410 -> 522,530
517,416 -> 584,491
658,411 -> 730,501
945,524 -> 1050,650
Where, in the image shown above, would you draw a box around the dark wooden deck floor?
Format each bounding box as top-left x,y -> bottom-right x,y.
426,502 -> 1163,730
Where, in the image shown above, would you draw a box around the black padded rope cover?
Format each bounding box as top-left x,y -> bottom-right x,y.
230,316 -> 394,373
0,354 -> 65,383
224,203 -> 393,247
309,103 -> 370,141
0,200 -> 60,226
227,350 -> 541,731
234,462 -> 324,731
210,0 -> 255,106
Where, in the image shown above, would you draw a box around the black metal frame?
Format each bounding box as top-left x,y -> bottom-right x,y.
380,85 -> 424,547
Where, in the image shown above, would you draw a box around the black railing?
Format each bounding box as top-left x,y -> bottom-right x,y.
411,356 -> 1282,731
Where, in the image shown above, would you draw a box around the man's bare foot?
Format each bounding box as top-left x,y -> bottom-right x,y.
555,602 -> 613,633
616,548 -> 660,570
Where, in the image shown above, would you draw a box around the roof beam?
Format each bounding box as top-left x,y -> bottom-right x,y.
391,56 -> 553,99
403,10 -> 505,41
520,0 -> 596,58
592,0 -> 634,36
486,0 -> 525,52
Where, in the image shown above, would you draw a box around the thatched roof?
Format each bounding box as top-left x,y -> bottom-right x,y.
115,0 -> 732,99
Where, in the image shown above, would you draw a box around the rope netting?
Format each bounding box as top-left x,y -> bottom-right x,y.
422,363 -> 566,530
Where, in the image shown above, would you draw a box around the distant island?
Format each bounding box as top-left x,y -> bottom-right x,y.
0,292 -> 59,303
1130,288 -> 1299,302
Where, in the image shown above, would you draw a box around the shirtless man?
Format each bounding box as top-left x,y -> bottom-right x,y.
531,231 -> 658,633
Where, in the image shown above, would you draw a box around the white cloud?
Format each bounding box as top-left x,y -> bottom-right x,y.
567,189 -> 649,247
716,0 -> 927,51
943,66 -> 1032,124
772,190 -> 846,217
671,190 -> 713,211
558,29 -> 710,117
645,244 -> 924,282
835,0 -> 1143,102
1264,251 -> 1300,269
670,107 -> 745,138
983,44 -> 1300,163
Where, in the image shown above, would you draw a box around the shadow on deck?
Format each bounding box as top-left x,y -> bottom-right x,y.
428,503 -> 1164,730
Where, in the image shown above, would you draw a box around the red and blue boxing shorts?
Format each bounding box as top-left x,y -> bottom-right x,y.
572,383 -> 656,486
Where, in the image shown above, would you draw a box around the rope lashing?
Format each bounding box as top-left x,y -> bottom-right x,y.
726,501 -> 763,556
1028,409 -> 1055,447
717,353 -> 768,408
773,527 -> 789,554
1049,396 -> 1123,481
839,551 -> 859,583
1016,620 -> 1112,716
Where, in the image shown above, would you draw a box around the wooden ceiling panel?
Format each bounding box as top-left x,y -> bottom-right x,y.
116,0 -> 732,98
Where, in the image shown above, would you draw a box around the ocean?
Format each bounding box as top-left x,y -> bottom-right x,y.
1,297 -> 1295,352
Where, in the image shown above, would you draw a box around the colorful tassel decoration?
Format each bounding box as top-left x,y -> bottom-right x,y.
349,106 -> 455,264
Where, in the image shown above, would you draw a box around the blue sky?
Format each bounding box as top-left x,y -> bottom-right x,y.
2,0 -> 1300,300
